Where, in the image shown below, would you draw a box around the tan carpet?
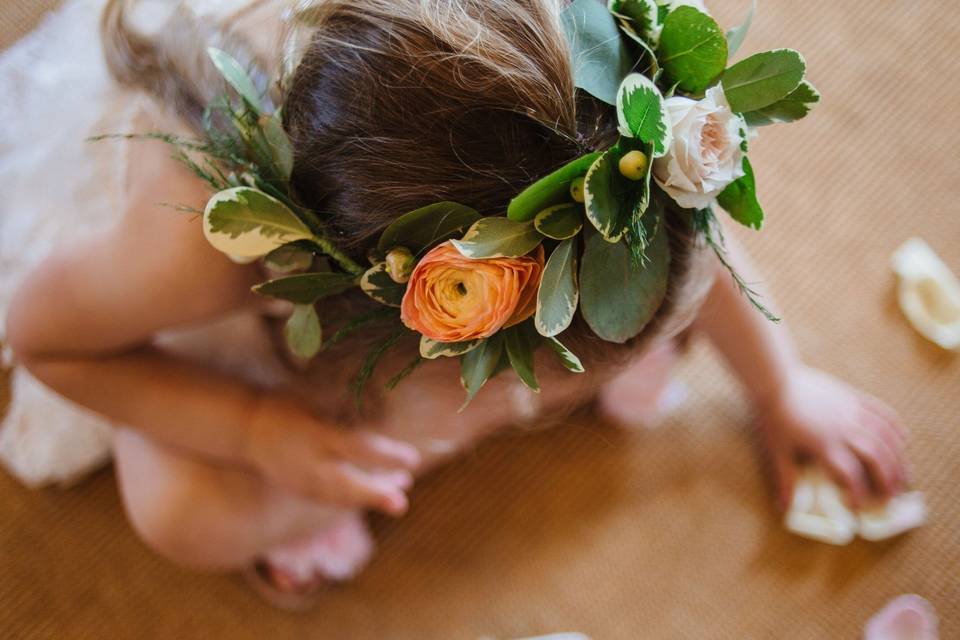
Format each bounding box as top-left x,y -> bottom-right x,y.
1,1 -> 959,638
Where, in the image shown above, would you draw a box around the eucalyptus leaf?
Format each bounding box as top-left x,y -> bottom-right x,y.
742,80 -> 820,126
534,204 -> 583,240
504,323 -> 541,392
203,187 -> 312,259
616,73 -> 672,157
377,202 -> 481,255
420,335 -> 482,360
284,304 -> 322,359
508,152 -> 601,222
579,213 -> 670,343
264,243 -> 314,274
561,0 -> 634,105
254,272 -> 357,305
258,115 -> 294,181
722,49 -> 805,113
207,47 -> 264,113
545,336 -> 586,373
460,335 -> 505,409
584,149 -> 634,242
725,0 -> 757,58
657,7 -> 728,94
360,262 -> 407,307
536,237 -> 580,337
717,157 -> 763,229
451,218 -> 543,259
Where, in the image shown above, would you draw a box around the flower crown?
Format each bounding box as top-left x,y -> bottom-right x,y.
159,0 -> 818,407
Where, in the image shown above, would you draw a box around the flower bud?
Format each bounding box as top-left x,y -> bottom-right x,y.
618,150 -> 649,181
569,176 -> 586,203
385,247 -> 416,283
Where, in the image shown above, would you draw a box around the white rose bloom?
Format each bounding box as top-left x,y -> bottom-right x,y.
653,86 -> 746,210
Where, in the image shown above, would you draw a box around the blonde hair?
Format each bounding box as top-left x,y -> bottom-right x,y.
100,0 -> 713,367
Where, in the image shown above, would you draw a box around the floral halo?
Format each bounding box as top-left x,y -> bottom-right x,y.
158,0 -> 818,407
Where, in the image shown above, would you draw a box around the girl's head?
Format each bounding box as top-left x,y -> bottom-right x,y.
102,0 -> 714,359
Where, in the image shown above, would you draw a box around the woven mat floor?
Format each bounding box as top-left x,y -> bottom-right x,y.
1,1 -> 958,638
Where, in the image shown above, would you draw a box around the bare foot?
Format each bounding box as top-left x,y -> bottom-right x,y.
247,513 -> 375,610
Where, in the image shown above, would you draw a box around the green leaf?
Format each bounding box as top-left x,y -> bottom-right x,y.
561,0 -> 634,105
725,0 -> 756,58
203,187 -> 312,259
258,114 -> 294,181
264,243 -> 314,274
451,218 -> 543,259
616,73 -> 672,157
323,308 -> 398,351
742,80 -> 820,126
420,335 -> 482,360
535,237 -> 580,337
351,327 -> 405,408
545,336 -> 586,373
579,213 -> 670,343
360,262 -> 407,307
716,157 -> 763,230
692,207 -> 780,322
508,152 -> 601,222
284,304 -> 322,359
721,49 -> 806,113
609,0 -> 660,45
253,272 -> 357,305
504,323 -> 541,392
609,0 -> 657,28
460,335 -> 505,409
207,47 -> 264,113
377,202 -> 481,255
384,355 -> 425,392
584,149 -> 635,242
534,204 -> 583,240
657,7 -> 728,94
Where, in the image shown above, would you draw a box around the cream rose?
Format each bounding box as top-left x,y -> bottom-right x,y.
400,242 -> 544,343
653,85 -> 745,210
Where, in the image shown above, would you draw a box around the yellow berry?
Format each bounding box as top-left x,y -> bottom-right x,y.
569,176 -> 586,203
385,247 -> 415,283
618,150 -> 649,181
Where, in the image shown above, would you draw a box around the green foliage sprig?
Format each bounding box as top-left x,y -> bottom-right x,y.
130,2 -> 813,407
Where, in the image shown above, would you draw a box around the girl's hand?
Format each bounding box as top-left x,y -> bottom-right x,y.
244,394 -> 422,516
756,365 -> 910,511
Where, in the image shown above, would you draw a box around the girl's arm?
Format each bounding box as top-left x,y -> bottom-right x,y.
5,138 -> 418,514
695,230 -> 909,510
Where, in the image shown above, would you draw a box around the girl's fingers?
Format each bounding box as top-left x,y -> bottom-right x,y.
846,431 -> 900,500
312,462 -> 410,515
858,393 -> 907,444
860,409 -> 909,490
822,446 -> 870,509
332,431 -> 422,471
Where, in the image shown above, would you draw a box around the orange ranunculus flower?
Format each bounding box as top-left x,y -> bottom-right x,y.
400,241 -> 545,343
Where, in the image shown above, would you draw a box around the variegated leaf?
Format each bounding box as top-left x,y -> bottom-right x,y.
617,73 -> 672,157
451,218 -> 543,259
546,336 -> 586,373
360,262 -> 407,307
535,238 -> 580,337
419,335 -> 482,360
534,204 -> 583,240
203,187 -> 312,260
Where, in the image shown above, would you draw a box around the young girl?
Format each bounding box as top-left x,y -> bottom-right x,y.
3,0 -> 908,604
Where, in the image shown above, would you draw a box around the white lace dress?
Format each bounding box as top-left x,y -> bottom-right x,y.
0,0 -> 288,487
